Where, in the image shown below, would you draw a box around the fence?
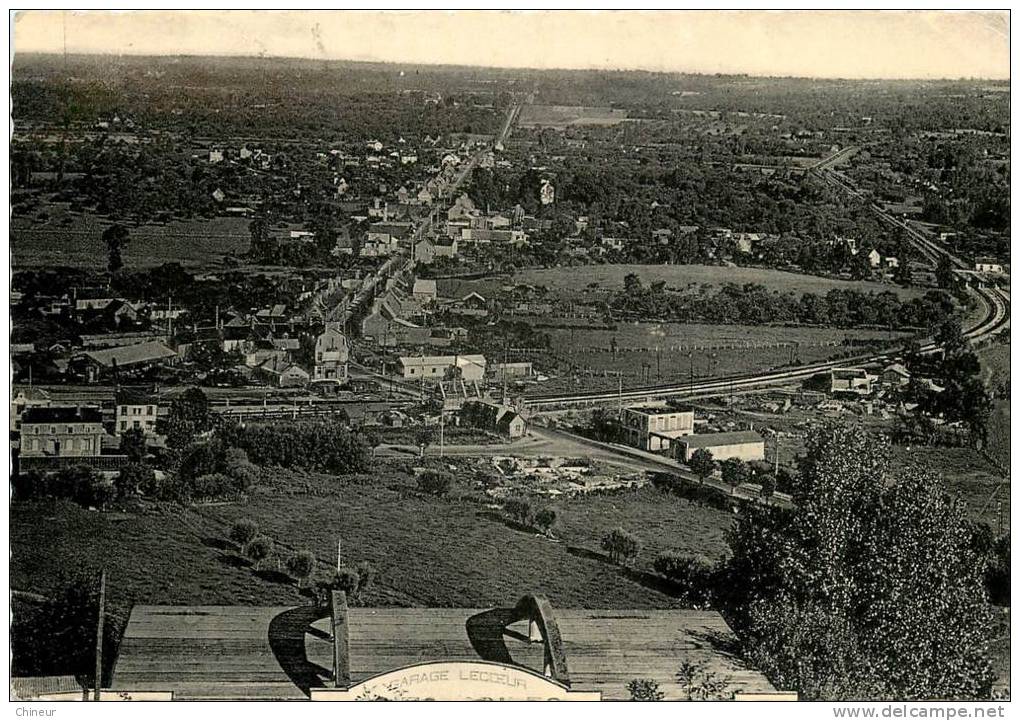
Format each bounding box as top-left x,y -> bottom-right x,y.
20,454 -> 128,473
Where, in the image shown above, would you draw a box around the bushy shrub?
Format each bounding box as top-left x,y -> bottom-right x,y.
417,470 -> 453,496
627,678 -> 664,701
191,473 -> 234,501
534,507 -> 558,534
115,463 -> 154,499
653,552 -> 716,605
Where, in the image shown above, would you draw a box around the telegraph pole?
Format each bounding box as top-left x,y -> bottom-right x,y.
93,569 -> 106,701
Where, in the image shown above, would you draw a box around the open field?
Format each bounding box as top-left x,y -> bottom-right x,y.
890,447 -> 1009,533
11,207 -> 249,269
518,104 -> 629,128
512,264 -> 926,299
522,320 -> 910,395
11,467 -> 733,610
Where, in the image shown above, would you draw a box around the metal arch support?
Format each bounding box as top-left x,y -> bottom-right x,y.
510,595 -> 570,687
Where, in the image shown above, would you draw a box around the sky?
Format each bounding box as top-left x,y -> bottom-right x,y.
11,10 -> 1011,80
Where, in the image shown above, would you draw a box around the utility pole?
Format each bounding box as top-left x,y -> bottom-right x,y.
336,538 -> 343,574
93,569 -> 106,701
774,433 -> 781,482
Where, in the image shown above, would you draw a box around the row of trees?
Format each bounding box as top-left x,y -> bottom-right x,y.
613,275 -> 957,331
216,420 -> 371,474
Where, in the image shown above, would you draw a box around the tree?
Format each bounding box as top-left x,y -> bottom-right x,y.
361,429 -> 383,458
653,552 -> 715,604
503,497 -> 533,526
119,427 -> 147,463
171,387 -> 211,433
722,425 -> 994,700
230,519 -> 258,552
115,462 -> 153,499
759,472 -> 777,504
11,573 -> 125,687
162,415 -> 196,450
720,458 -> 749,490
534,507 -> 558,535
936,254 -> 957,291
688,448 -> 716,485
601,527 -> 641,565
245,536 -> 273,570
355,561 -> 375,599
335,566 -> 361,598
627,679 -> 664,701
102,223 -> 130,274
286,551 -> 317,588
414,425 -> 434,458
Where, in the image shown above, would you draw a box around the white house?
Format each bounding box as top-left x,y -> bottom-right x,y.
313,323 -> 350,383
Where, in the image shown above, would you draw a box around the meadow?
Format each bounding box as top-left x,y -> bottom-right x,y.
517,105 -> 629,128
524,320 -> 910,395
11,207 -> 249,269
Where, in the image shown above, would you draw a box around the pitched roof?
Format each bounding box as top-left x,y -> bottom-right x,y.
116,388 -> 157,406
23,406 -> 103,424
399,354 -> 486,368
678,431 -> 764,449
413,279 -> 438,295
82,341 -> 177,368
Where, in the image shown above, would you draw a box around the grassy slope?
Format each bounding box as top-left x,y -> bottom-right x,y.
11,474 -> 733,610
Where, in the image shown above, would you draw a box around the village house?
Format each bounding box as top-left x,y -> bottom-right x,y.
881,363 -> 912,387
254,355 -> 310,388
447,292 -> 489,318
459,228 -> 529,245
540,179 -> 555,205
415,236 -> 459,264
460,399 -> 528,440
412,279 -> 439,305
622,405 -> 695,452
115,388 -> 159,436
673,430 -> 766,463
831,368 -> 874,396
975,257 -> 1005,274
20,406 -> 105,459
10,387 -> 52,432
488,362 -> 534,380
313,322 -> 350,383
398,354 -> 487,382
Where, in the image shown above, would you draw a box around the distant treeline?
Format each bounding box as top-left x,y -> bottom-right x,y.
611,276 -> 958,330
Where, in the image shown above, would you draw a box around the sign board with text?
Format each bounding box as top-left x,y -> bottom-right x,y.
310,661 -> 601,701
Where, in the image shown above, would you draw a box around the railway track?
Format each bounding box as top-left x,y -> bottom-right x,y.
522,285 -> 1008,411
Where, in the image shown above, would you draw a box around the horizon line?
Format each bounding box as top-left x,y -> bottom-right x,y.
12,50 -> 1012,84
